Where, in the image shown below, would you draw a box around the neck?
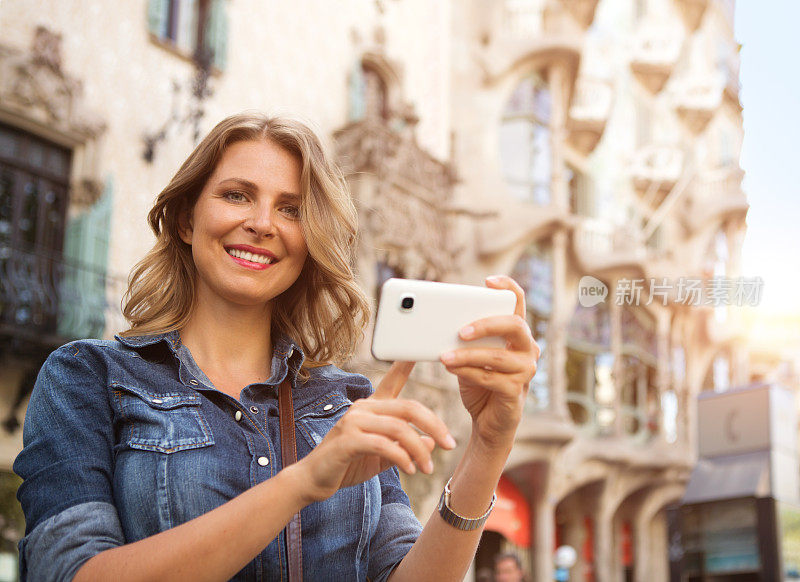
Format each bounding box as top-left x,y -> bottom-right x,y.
180,291 -> 275,378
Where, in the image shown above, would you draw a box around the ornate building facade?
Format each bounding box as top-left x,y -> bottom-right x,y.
0,0 -> 747,580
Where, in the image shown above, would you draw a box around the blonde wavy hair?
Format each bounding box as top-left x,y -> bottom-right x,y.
121,112 -> 370,372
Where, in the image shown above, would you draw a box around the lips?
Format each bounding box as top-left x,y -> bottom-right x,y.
224,245 -> 278,267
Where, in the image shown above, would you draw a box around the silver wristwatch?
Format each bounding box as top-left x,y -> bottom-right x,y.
437,477 -> 497,531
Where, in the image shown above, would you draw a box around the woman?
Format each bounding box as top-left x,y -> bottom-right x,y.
13,112 -> 539,581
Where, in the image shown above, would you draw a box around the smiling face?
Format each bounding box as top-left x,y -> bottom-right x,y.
179,139 -> 309,313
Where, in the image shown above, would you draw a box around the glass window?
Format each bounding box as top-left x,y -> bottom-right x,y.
499,74 -> 552,204
682,499 -> 760,576
147,0 -> 228,69
348,63 -> 389,123
0,123 -> 71,336
567,301 -> 613,430
511,241 -> 552,411
620,305 -> 658,438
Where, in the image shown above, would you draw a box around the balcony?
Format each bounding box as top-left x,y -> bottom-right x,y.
559,0 -> 600,29
572,218 -> 647,274
0,243 -> 114,354
476,0 -> 582,82
673,73 -> 724,133
630,144 -> 684,193
567,77 -> 614,154
683,166 -> 748,232
674,0 -> 709,31
630,24 -> 682,93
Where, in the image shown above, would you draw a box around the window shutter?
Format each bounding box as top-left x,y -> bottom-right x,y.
207,0 -> 229,69
59,181 -> 112,339
147,0 -> 170,38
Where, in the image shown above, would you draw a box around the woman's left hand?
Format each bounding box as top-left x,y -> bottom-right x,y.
440,275 -> 540,452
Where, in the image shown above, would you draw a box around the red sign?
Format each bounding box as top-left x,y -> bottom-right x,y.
484,475 -> 531,547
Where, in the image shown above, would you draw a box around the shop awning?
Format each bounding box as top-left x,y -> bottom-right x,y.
683,450 -> 771,505
484,476 -> 531,547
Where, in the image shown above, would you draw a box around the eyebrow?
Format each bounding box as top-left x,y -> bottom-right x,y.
217,177 -> 301,200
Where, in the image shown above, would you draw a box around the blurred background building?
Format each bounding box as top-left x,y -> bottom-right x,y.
0,0 -> 755,580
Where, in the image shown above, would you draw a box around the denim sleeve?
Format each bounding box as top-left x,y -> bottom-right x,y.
13,345 -> 124,580
367,466 -> 424,582
18,501 -> 124,582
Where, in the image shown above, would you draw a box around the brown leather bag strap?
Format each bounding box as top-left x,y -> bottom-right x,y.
279,379 -> 303,582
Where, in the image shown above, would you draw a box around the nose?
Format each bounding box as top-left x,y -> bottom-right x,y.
243,204 -> 277,238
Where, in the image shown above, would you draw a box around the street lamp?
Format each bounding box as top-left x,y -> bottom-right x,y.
554,545 -> 577,581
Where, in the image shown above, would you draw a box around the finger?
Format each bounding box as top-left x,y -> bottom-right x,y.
444,365 -> 525,397
357,399 -> 456,450
373,361 -> 415,399
420,435 -> 436,453
354,414 -> 436,474
485,275 -> 526,318
355,433 -> 418,474
440,347 -> 528,374
459,314 -> 534,352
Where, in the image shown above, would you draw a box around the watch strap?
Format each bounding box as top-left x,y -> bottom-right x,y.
437,477 -> 496,531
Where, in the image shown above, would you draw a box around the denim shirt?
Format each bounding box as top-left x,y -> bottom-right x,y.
13,331 -> 422,581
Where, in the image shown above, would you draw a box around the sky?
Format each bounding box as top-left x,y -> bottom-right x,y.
736,1 -> 800,316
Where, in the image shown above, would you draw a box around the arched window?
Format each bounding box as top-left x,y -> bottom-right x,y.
511,241 -> 552,410
499,73 -> 552,204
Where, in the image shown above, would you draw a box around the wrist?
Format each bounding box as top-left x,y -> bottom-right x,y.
276,462 -> 317,509
468,424 -> 515,463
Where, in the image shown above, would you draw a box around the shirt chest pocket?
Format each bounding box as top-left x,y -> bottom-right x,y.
111,382 -> 214,453
296,395 -> 351,448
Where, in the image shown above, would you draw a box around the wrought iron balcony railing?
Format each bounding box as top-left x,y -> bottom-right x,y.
0,243 -> 117,352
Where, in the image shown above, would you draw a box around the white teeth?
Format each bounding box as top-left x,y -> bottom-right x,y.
227,248 -> 275,265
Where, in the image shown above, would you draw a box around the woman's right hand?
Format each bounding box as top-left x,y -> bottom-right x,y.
292,362 -> 457,504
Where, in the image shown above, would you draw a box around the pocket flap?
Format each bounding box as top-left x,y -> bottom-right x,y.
110,382 -> 201,410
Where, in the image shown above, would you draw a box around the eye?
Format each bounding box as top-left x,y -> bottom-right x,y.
223,190 -> 248,202
281,205 -> 301,219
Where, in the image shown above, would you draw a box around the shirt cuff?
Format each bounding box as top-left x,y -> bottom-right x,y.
19,500 -> 125,582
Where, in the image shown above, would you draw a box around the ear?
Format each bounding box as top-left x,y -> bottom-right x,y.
177,204 -> 194,245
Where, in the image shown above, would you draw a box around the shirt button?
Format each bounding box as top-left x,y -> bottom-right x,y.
235,410 -> 242,421
250,406 -> 259,414
189,379 -> 199,386
323,404 -> 333,411
258,456 -> 270,466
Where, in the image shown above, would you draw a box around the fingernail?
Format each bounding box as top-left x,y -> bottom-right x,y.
407,463 -> 417,474
424,460 -> 434,474
460,325 -> 474,340
487,275 -> 502,283
444,434 -> 457,449
441,351 -> 456,364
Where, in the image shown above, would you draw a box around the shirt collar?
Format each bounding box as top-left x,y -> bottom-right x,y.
115,330 -> 306,385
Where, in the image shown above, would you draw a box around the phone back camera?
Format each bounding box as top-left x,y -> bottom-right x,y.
400,296 -> 414,310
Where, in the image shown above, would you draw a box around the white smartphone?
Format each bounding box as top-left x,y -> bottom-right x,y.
371,278 -> 517,362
